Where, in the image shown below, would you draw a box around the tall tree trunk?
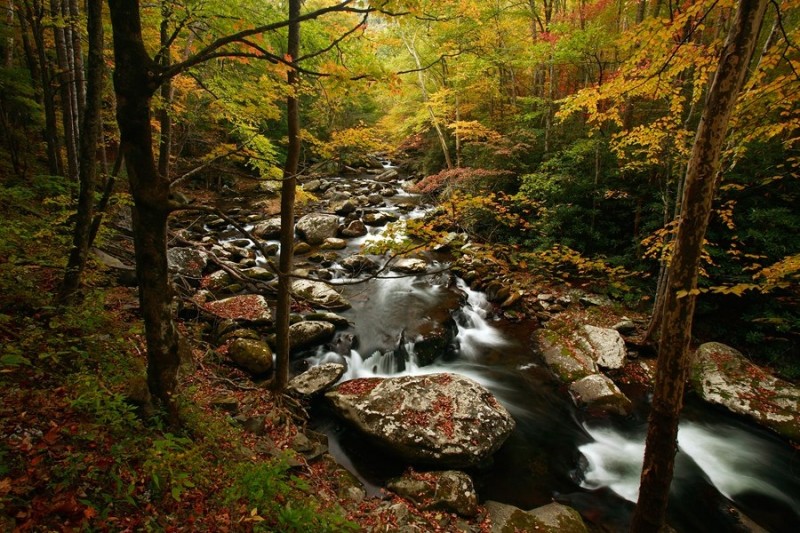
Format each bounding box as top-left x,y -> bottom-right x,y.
4,0 -> 14,67
157,0 -> 172,180
630,1 -> 768,531
108,0 -> 180,419
273,0 -> 301,393
68,0 -> 85,118
59,0 -> 103,301
22,0 -> 62,175
51,0 -> 78,181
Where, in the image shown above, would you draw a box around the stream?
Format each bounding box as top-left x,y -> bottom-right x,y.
282,173 -> 800,531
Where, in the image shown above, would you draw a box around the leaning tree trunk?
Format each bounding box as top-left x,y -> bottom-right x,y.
50,0 -> 78,182
108,0 -> 180,419
629,1 -> 768,531
59,0 -> 104,302
273,0 -> 301,392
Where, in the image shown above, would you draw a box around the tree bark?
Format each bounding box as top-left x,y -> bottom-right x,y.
51,0 -> 78,181
22,0 -> 62,175
630,1 -> 768,531
59,0 -> 103,302
108,0 -> 180,419
273,0 -> 301,393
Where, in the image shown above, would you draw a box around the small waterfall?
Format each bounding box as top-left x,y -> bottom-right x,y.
454,278 -> 508,360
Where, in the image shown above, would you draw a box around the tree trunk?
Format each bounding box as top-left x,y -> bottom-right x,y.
68,0 -> 85,118
51,0 -> 78,181
59,0 -> 103,302
630,1 -> 768,530
273,0 -> 301,393
108,0 -> 180,419
157,0 -> 172,180
22,0 -> 62,175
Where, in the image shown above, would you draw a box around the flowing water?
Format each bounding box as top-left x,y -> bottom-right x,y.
288,174 -> 800,532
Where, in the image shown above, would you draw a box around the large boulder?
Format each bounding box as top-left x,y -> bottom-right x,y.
325,373 -> 515,468
691,342 -> 800,441
387,470 -> 478,517
568,374 -> 632,416
484,501 -> 587,533
204,294 -> 273,324
578,325 -> 627,369
227,338 -> 273,375
295,213 -> 340,245
289,320 -> 336,352
535,330 -> 598,383
292,279 -> 351,310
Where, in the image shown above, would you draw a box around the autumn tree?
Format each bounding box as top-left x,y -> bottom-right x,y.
630,0 -> 769,530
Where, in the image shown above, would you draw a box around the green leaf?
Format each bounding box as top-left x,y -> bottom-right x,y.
1,353 -> 31,366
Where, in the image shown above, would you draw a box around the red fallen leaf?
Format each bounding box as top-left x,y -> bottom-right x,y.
83,506 -> 98,519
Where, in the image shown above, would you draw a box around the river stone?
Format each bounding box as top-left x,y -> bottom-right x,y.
204,294 -> 273,324
535,329 -> 598,383
333,199 -> 357,215
690,342 -> 800,441
251,217 -> 283,239
341,219 -> 368,238
289,320 -> 337,352
340,254 -> 380,275
305,311 -> 351,328
294,242 -> 311,255
241,266 -> 276,281
568,374 -> 632,416
296,213 -> 340,244
485,501 -> 587,533
167,247 -> 207,278
390,257 -> 428,274
375,168 -> 398,182
579,325 -> 627,369
387,470 -> 478,517
202,269 -> 232,292
227,338 -> 274,375
292,279 -> 351,310
363,211 -> 398,227
325,373 -> 515,468
320,237 -> 347,250
288,363 -> 346,397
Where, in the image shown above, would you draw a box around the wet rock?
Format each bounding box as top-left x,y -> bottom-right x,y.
484,501 -> 587,533
363,211 -> 398,227
203,269 -> 233,293
217,327 -> 261,345
320,237 -> 347,250
303,179 -> 322,192
333,199 -> 357,215
288,363 -> 346,397
367,192 -> 384,205
691,342 -> 800,441
375,168 -> 399,182
535,329 -> 598,382
168,247 -> 208,278
293,242 -> 311,255
413,316 -> 458,366
612,317 -> 637,334
340,254 -> 380,275
305,311 -> 351,328
241,266 -> 276,281
325,373 -> 515,468
204,294 -> 273,324
296,213 -> 340,244
579,325 -> 627,370
568,374 -> 632,416
387,470 -> 478,517
390,257 -> 428,274
227,338 -> 274,375
289,320 -> 337,352
292,279 -> 351,310
289,430 -> 328,461
341,219 -> 368,238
